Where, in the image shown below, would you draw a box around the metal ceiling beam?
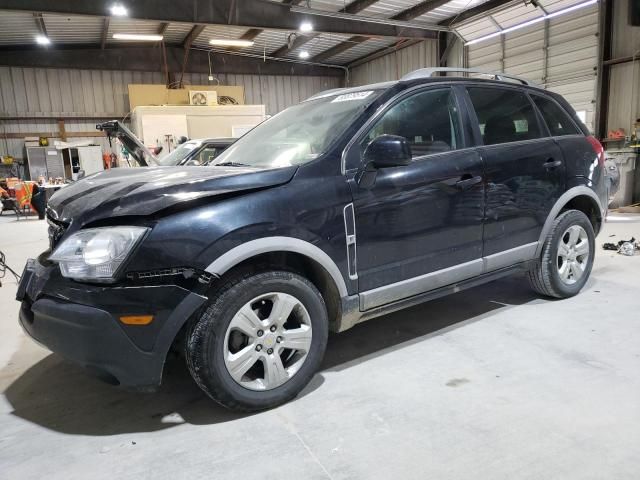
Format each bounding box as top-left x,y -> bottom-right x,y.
438,0 -> 515,26
312,36 -> 369,63
32,12 -> 48,36
271,0 -> 379,58
180,24 -> 206,87
0,0 -> 438,39
347,39 -> 420,68
158,22 -> 170,35
182,24 -> 206,49
0,45 -> 344,77
101,17 -> 110,49
310,0 -> 445,63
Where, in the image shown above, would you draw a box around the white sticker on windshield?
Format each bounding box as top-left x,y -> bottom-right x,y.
331,91 -> 373,103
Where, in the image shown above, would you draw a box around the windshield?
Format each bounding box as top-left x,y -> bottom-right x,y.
211,90 -> 382,168
156,140 -> 202,166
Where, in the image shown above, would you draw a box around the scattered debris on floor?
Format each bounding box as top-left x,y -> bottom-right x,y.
602,237 -> 639,255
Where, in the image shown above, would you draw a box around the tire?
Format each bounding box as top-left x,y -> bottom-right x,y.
186,270 -> 328,411
527,209 -> 595,298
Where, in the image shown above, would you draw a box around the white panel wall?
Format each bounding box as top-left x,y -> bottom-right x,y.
349,40 -> 438,86
468,3 -> 599,132
0,66 -> 341,159
607,0 -> 640,133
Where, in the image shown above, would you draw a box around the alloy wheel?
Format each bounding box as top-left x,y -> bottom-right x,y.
556,225 -> 590,285
223,292 -> 312,391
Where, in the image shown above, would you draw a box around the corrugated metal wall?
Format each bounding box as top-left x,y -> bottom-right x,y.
468,3 -> 599,132
0,66 -> 341,158
349,40 -> 438,86
607,0 -> 640,133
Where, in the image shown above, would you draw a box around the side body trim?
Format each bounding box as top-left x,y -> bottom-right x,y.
535,185 -> 604,257
359,258 -> 483,311
483,242 -> 538,272
343,203 -> 358,280
205,236 -> 349,297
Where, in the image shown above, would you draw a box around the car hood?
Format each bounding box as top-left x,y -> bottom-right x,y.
48,165 -> 297,225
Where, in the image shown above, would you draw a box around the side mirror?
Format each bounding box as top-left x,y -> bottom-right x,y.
364,134 -> 412,169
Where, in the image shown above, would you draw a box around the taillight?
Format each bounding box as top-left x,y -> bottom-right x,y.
586,135 -> 605,167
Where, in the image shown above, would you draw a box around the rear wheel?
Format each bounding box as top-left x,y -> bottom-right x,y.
186,270 -> 328,411
528,209 -> 595,298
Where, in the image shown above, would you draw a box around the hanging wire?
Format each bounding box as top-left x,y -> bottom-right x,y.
0,250 -> 21,284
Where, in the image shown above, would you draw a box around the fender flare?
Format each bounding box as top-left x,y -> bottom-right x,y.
204,236 -> 349,297
535,186 -> 604,257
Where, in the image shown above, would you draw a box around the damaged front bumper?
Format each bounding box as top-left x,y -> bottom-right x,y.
17,254 -> 207,389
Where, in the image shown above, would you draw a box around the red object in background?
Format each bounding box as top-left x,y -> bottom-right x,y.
103,153 -> 111,170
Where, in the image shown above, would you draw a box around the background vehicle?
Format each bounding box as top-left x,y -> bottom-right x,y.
19,68 -> 607,412
155,138 -> 235,166
96,120 -> 234,167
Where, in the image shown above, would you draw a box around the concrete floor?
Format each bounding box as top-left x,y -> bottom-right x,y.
0,212 -> 639,480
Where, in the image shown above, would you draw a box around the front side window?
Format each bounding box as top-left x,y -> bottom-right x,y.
467,87 -> 541,146
360,88 -> 461,159
532,95 -> 581,137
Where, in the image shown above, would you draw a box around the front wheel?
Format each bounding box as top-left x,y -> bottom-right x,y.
186,270 -> 328,411
528,209 -> 595,298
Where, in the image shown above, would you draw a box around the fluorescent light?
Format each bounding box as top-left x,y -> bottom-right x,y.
299,50 -> 310,59
464,0 -> 597,46
209,39 -> 255,47
110,4 -> 128,16
113,33 -> 163,41
299,21 -> 313,32
35,35 -> 51,45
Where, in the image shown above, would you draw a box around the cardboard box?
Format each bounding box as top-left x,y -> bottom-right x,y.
128,84 -> 245,110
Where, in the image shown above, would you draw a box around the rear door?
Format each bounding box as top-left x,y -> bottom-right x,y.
464,86 -> 565,265
346,86 -> 485,309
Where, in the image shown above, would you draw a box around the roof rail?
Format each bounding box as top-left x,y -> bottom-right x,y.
400,67 -> 536,86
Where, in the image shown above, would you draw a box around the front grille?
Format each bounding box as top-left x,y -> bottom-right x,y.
46,214 -> 68,251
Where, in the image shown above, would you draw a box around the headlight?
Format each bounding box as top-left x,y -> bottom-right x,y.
50,226 -> 148,282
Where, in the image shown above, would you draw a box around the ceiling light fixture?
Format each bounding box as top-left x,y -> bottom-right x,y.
113,33 -> 163,41
299,21 -> 313,32
209,39 -> 255,47
464,0 -> 597,46
110,4 -> 128,16
299,50 -> 310,59
35,35 -> 51,45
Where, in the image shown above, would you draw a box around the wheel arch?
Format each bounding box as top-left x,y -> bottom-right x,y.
205,237 -> 349,331
536,186 -> 603,257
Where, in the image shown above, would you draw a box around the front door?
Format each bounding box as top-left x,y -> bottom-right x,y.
347,87 -> 485,310
464,86 -> 566,263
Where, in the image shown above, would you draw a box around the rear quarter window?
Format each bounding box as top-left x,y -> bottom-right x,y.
532,95 -> 581,137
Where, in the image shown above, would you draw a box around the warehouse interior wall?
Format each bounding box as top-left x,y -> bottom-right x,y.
349,40 -> 438,86
467,3 -> 599,133
606,0 -> 640,135
0,66 -> 341,159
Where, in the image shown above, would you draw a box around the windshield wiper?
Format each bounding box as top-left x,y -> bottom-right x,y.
213,161 -> 252,167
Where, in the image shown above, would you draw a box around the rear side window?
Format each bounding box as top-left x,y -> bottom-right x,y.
532,95 -> 581,137
467,87 -> 541,146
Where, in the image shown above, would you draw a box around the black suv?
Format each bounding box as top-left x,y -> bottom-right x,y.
17,68 -> 607,411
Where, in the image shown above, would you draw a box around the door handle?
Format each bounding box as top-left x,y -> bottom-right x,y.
543,159 -> 562,169
455,175 -> 482,190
